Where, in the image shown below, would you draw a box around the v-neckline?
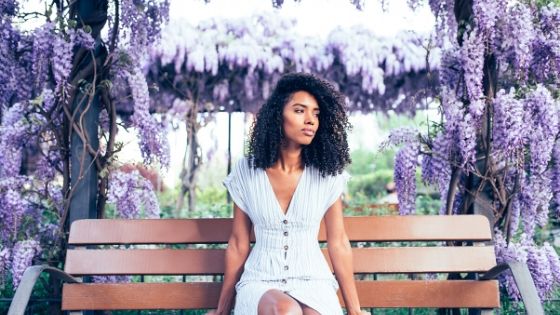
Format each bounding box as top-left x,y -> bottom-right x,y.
263,166 -> 306,217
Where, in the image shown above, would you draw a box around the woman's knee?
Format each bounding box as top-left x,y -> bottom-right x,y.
258,290 -> 303,315
272,299 -> 303,315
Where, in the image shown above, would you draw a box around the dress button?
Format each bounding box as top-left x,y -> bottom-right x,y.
283,219 -> 288,224
281,279 -> 287,284
284,245 -> 289,250
283,231 -> 288,236
284,265 -> 289,271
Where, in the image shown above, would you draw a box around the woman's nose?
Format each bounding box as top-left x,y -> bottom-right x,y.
305,113 -> 316,125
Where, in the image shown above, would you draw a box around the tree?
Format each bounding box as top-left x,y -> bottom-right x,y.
0,0 -> 169,293
382,0 -> 560,304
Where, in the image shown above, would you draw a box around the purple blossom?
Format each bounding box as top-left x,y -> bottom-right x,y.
0,246 -> 10,276
31,23 -> 54,90
11,239 -> 41,288
531,5 -> 560,81
492,88 -> 525,159
438,46 -> 461,91
497,4 -> 535,79
107,170 -> 161,219
127,68 -> 170,167
526,241 -> 553,301
52,30 -> 74,88
552,141 -> 560,217
543,242 -> 560,284
1,0 -> 17,16
428,0 -> 457,44
421,132 -> 452,214
458,111 -> 477,168
72,28 -> 95,50
460,29 -> 485,118
92,275 -> 132,283
472,0 -> 503,40
524,85 -> 557,177
379,127 -> 419,151
494,231 -> 527,301
520,174 -> 552,237
394,143 -> 419,215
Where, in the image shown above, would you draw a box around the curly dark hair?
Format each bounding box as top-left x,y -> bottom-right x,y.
247,72 -> 351,177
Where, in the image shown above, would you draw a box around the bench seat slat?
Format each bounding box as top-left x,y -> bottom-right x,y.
61,280 -> 500,310
68,215 -> 492,245
65,247 -> 496,275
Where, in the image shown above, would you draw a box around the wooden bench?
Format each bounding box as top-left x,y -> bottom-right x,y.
8,215 -> 543,314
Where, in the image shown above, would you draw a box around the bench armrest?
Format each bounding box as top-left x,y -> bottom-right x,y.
480,262 -> 544,315
7,264 -> 80,315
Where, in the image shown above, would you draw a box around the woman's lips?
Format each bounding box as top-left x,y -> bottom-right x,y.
302,129 -> 315,136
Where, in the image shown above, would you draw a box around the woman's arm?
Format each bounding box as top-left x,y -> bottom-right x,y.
213,204 -> 252,315
324,197 -> 365,315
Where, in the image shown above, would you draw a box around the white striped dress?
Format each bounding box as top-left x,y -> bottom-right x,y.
223,157 -> 350,315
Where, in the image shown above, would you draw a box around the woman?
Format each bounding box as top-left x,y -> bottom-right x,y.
210,73 -> 367,315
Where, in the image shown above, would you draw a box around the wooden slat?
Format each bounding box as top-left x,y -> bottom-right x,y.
322,215 -> 492,242
353,280 -> 500,308
61,280 -> 500,310
68,215 -> 492,245
64,247 -> 496,275
68,218 -> 234,245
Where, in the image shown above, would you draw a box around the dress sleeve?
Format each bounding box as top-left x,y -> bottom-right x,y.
223,158 -> 250,214
324,170 -> 351,210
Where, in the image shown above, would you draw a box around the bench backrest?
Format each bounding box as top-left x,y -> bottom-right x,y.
62,215 -> 500,311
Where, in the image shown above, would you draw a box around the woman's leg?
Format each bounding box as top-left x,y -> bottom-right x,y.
258,289 -> 303,315
301,304 -> 321,315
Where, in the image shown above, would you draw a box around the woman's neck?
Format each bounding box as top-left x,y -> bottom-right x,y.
274,148 -> 303,173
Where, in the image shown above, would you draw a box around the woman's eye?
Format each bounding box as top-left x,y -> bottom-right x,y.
295,109 -> 303,113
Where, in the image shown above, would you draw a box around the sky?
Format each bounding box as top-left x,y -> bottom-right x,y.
169,0 -> 434,38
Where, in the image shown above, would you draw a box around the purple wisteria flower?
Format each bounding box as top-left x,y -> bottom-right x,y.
127,68 -> 170,167
72,28 -> 95,50
524,85 -> 558,177
0,102 -> 28,177
31,22 -> 54,89
11,239 -> 41,288
0,246 -> 10,277
460,29 -> 485,119
543,242 -> 560,284
525,241 -> 553,301
394,143 -> 419,215
52,30 -> 74,88
378,127 -> 419,151
552,141 -> 560,217
107,169 -> 161,219
494,231 -> 526,301
492,88 -> 525,159
472,0 -> 503,42
497,4 -> 535,79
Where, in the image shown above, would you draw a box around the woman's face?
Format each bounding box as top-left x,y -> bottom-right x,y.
281,91 -> 320,147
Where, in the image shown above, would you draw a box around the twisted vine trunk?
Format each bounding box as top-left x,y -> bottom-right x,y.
452,0 -> 497,226
438,2 -> 498,315
176,104 -> 202,214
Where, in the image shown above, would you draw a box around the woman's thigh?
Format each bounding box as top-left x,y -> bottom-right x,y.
258,289 -> 303,315
301,304 -> 321,315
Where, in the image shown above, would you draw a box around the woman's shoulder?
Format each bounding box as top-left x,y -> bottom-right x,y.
307,166 -> 350,182
230,156 -> 259,178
